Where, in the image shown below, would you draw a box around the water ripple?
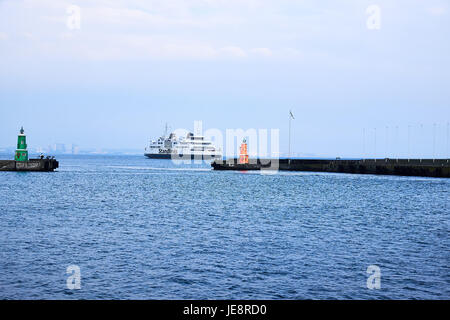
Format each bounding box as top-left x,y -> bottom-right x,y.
0,155 -> 448,299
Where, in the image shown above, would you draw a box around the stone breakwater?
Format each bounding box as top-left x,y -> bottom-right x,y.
212,158 -> 450,178
0,159 -> 59,172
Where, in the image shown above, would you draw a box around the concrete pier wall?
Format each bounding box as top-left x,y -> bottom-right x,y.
212,158 -> 450,178
0,159 -> 59,172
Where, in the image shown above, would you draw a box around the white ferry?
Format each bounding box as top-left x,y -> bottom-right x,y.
145,127 -> 222,160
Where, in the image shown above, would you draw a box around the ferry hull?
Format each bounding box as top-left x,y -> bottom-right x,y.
144,153 -> 172,159
145,153 -> 222,160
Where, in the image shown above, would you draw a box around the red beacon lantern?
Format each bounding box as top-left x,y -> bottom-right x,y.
239,138 -> 249,164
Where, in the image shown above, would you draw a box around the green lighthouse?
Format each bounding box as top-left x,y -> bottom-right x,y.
15,126 -> 28,161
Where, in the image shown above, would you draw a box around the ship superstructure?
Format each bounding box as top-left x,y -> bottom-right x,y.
145,126 -> 222,160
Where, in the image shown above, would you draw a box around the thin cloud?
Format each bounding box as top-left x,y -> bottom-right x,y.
427,6 -> 447,16
251,48 -> 272,57
218,46 -> 247,58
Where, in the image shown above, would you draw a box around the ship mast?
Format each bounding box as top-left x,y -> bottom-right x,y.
164,123 -> 169,138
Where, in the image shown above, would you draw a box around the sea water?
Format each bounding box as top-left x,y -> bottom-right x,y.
0,155 -> 448,299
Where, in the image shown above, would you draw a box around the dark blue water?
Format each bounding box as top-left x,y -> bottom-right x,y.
0,155 -> 448,299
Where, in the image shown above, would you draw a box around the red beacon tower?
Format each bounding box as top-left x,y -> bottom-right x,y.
239,138 -> 249,164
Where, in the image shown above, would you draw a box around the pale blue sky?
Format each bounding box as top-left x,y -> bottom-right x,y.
0,0 -> 449,157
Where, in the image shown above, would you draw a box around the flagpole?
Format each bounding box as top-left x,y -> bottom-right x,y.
288,110 -> 294,164
289,114 -> 291,161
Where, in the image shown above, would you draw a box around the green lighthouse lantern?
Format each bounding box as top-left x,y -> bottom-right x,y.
15,126 -> 28,161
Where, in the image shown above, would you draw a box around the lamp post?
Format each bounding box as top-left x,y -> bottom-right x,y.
363,128 -> 366,159
433,123 -> 436,161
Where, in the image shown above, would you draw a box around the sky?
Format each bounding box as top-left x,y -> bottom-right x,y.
0,0 -> 449,158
